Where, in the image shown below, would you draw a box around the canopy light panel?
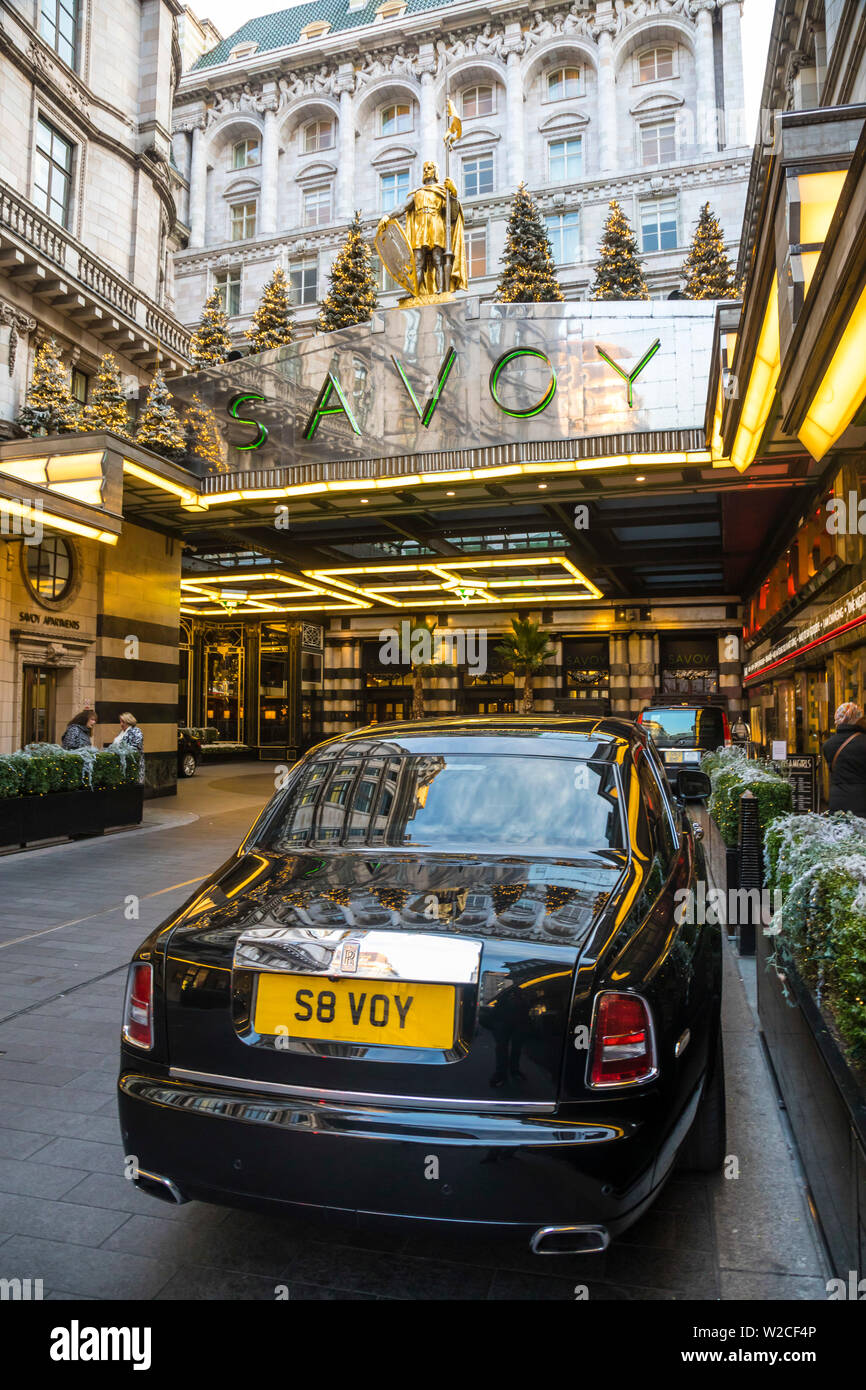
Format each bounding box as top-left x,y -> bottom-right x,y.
0,451 -> 106,507
303,553 -> 603,607
799,284 -> 866,461
179,569 -> 371,614
730,278 -> 780,474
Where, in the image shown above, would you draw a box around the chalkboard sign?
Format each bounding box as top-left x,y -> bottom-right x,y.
781,754 -> 818,813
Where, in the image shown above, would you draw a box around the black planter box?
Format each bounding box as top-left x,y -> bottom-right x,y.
0,786 -> 143,848
757,926 -> 866,1278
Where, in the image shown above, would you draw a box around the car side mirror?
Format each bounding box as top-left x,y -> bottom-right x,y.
676,769 -> 712,801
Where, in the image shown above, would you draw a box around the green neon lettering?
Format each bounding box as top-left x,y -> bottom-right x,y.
488,349 -> 557,418
303,372 -> 361,440
228,392 -> 268,450
595,338 -> 661,408
391,347 -> 457,427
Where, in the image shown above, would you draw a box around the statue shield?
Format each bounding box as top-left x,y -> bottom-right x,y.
375,217 -> 418,298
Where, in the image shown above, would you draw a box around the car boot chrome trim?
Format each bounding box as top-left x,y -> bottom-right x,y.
234,926 -> 482,984
122,1075 -> 627,1143
167,1066 -> 555,1114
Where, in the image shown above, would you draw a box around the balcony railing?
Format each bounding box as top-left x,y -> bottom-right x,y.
0,179 -> 191,364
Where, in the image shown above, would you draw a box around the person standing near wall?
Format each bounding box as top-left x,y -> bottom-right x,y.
821,703 -> 866,815
61,710 -> 96,750
112,712 -> 145,785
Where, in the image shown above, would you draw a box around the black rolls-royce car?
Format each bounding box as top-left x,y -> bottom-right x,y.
118,717 -> 723,1254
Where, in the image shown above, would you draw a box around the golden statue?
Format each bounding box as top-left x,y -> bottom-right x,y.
375,160 -> 467,305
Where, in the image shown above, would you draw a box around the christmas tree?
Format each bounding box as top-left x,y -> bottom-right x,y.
190,288 -> 232,368
80,353 -> 131,437
246,266 -> 295,352
134,371 -> 186,461
184,392 -> 224,471
590,200 -> 649,301
317,212 -> 378,332
18,338 -> 79,436
495,184 -> 564,303
682,203 -> 738,299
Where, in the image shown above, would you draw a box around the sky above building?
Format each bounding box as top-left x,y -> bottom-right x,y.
191,0 -> 775,144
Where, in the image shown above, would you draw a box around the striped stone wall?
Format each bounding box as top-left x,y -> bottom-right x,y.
95,520 -> 181,794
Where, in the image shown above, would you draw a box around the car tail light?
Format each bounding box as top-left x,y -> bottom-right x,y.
589,992 -> 657,1088
123,962 -> 153,1049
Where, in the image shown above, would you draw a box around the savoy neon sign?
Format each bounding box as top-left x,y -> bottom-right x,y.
227,338 -> 661,449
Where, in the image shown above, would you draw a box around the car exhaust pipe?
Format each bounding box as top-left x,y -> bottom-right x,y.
133,1168 -> 188,1206
530,1224 -> 610,1255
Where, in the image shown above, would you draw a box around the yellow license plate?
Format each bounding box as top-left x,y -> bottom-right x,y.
665,750 -> 684,763
254,973 -> 457,1049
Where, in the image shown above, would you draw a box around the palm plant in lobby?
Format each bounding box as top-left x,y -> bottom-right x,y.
495,618 -> 555,714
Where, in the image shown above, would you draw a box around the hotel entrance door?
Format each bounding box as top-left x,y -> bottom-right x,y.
22,665 -> 56,745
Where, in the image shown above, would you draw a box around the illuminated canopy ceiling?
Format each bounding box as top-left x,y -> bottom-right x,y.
181,552 -> 602,614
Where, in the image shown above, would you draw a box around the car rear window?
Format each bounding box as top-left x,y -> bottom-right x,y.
640,707 -> 725,750
260,753 -> 624,856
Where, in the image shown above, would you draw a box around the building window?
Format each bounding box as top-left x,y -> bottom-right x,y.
230,200 -> 257,240
640,198 -> 678,252
462,85 -> 494,118
638,47 -> 674,83
548,136 -> 582,183
303,186 -> 332,226
232,139 -> 260,170
381,104 -> 412,136
215,268 -> 241,316
466,227 -> 487,279
289,258 -> 318,305
304,120 -> 334,153
380,169 -> 410,212
33,118 -> 73,228
25,536 -> 74,602
640,120 -> 676,166
547,67 -> 581,101
71,368 -> 88,405
545,211 -> 580,265
40,0 -> 78,69
462,154 -> 493,198
371,254 -> 399,292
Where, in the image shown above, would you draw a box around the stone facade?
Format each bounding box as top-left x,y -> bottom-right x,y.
0,517 -> 180,789
0,0 -> 191,433
171,0 -> 751,338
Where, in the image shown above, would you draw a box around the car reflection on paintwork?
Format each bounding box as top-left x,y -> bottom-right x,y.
456,891 -> 496,928
495,892 -> 546,933
295,899 -> 352,929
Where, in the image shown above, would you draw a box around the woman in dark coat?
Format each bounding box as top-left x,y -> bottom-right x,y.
61,709 -> 96,750
821,702 -> 866,815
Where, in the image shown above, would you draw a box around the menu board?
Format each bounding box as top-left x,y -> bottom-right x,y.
782,755 -> 818,813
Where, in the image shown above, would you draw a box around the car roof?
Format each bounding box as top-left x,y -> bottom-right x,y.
306,715 -> 651,760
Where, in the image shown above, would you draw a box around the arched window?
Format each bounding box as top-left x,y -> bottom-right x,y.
547,67 -> 581,101
304,119 -> 335,154
231,138 -> 259,170
638,47 -> 674,83
462,85 -> 494,118
380,103 -> 412,136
